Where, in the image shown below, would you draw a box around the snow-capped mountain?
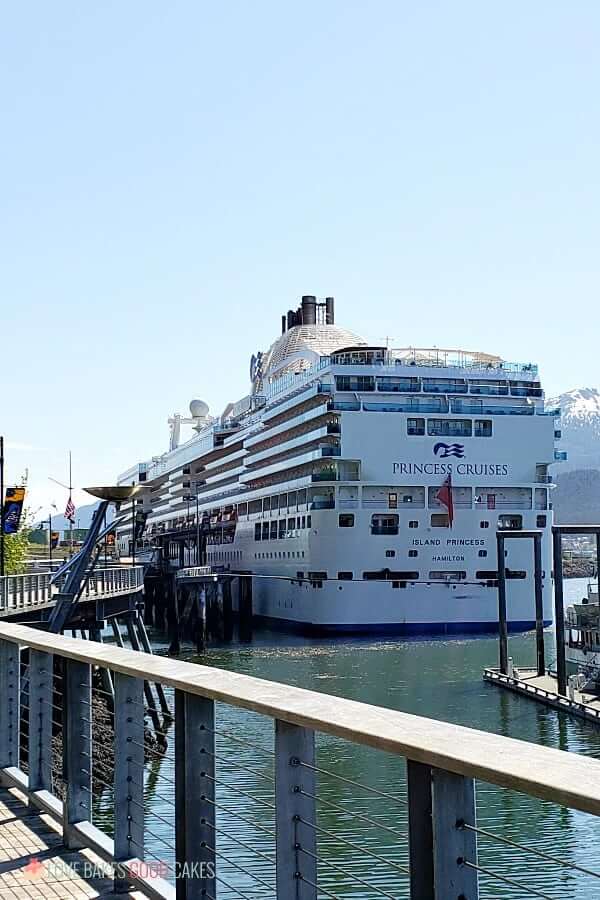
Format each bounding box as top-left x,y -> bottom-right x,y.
548,387 -> 600,472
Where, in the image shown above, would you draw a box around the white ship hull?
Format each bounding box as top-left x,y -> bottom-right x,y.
246,577 -> 553,634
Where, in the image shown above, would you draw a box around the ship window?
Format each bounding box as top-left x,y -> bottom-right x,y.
307,516 -> 312,528
279,519 -> 286,539
429,570 -> 466,581
507,569 -> 527,579
480,521 -> 490,529
363,570 -> 418,581
262,522 -> 269,540
249,499 -> 261,515
254,524 -> 261,541
288,490 -> 297,508
427,419 -> 472,437
536,515 -> 547,528
431,514 -> 450,527
339,514 -> 355,527
263,497 -> 271,512
388,492 -> 398,509
336,375 -> 375,392
476,570 -> 498,580
237,502 -> 248,517
499,515 -> 523,531
308,572 -> 326,588
407,418 -> 425,436
474,420 -> 492,437
296,571 -> 304,580
288,517 -> 296,532
409,520 -> 418,528
297,489 -> 307,506
385,550 -> 396,558
408,549 -> 418,557
270,521 -> 278,540
301,515 -> 306,528
478,549 -> 487,557
371,514 -> 399,535
338,571 -> 353,580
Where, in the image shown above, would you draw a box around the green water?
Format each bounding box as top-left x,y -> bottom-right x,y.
111,578 -> 600,898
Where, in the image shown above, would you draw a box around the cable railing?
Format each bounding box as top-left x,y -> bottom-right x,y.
3,621 -> 600,898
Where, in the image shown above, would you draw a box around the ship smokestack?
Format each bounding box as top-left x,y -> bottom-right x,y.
325,296 -> 335,325
287,309 -> 296,330
281,315 -> 287,334
302,295 -> 317,325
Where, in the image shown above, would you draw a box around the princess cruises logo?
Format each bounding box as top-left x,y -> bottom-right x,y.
433,442 -> 465,458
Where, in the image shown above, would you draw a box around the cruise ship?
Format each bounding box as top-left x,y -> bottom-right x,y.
116,295 -> 565,634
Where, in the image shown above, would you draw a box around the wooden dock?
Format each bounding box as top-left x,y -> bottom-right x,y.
0,786 -> 143,898
484,666 -> 600,726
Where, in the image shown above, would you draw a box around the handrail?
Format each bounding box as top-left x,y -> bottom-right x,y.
0,566 -> 144,612
2,620 -> 600,817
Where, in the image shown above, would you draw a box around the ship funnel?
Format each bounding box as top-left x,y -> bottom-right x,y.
301,295 -> 317,325
325,296 -> 335,324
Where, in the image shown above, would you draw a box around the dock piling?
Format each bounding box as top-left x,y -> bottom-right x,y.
533,532 -> 545,677
496,533 -> 508,675
553,528 -> 567,696
239,575 -> 253,643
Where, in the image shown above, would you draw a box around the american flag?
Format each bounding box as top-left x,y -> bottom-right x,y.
64,496 -> 75,523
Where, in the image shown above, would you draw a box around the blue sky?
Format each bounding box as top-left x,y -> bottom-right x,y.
1,1 -> 599,514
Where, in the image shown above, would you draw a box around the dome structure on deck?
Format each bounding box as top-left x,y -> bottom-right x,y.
263,323 -> 367,378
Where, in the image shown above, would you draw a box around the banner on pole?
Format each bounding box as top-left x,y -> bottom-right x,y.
51,531 -> 60,549
3,486 -> 26,534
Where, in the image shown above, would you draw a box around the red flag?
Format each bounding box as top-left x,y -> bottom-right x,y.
436,474 -> 454,527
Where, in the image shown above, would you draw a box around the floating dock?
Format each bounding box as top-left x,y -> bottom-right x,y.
484,666 -> 600,727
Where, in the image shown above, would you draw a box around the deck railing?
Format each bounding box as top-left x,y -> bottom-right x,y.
2,621 -> 600,898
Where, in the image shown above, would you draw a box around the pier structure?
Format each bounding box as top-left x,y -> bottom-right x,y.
3,622 -> 600,897
486,523 -> 600,722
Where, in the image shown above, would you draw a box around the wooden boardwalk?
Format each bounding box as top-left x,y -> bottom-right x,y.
0,788 -> 143,899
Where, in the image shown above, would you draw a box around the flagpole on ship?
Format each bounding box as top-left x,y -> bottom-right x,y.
68,450 -> 73,559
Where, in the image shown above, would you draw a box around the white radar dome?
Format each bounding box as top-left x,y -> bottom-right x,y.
189,399 -> 209,418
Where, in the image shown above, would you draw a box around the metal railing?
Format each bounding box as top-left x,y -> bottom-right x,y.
0,573 -> 52,611
0,566 -> 144,613
3,622 -> 600,899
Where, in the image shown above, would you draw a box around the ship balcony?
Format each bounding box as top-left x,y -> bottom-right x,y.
510,387 -> 543,398
450,401 -> 534,416
554,450 -> 568,461
363,400 -> 449,413
328,399 -> 361,411
310,497 -> 336,509
538,407 -> 561,417
469,384 -> 509,396
311,461 -> 360,483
